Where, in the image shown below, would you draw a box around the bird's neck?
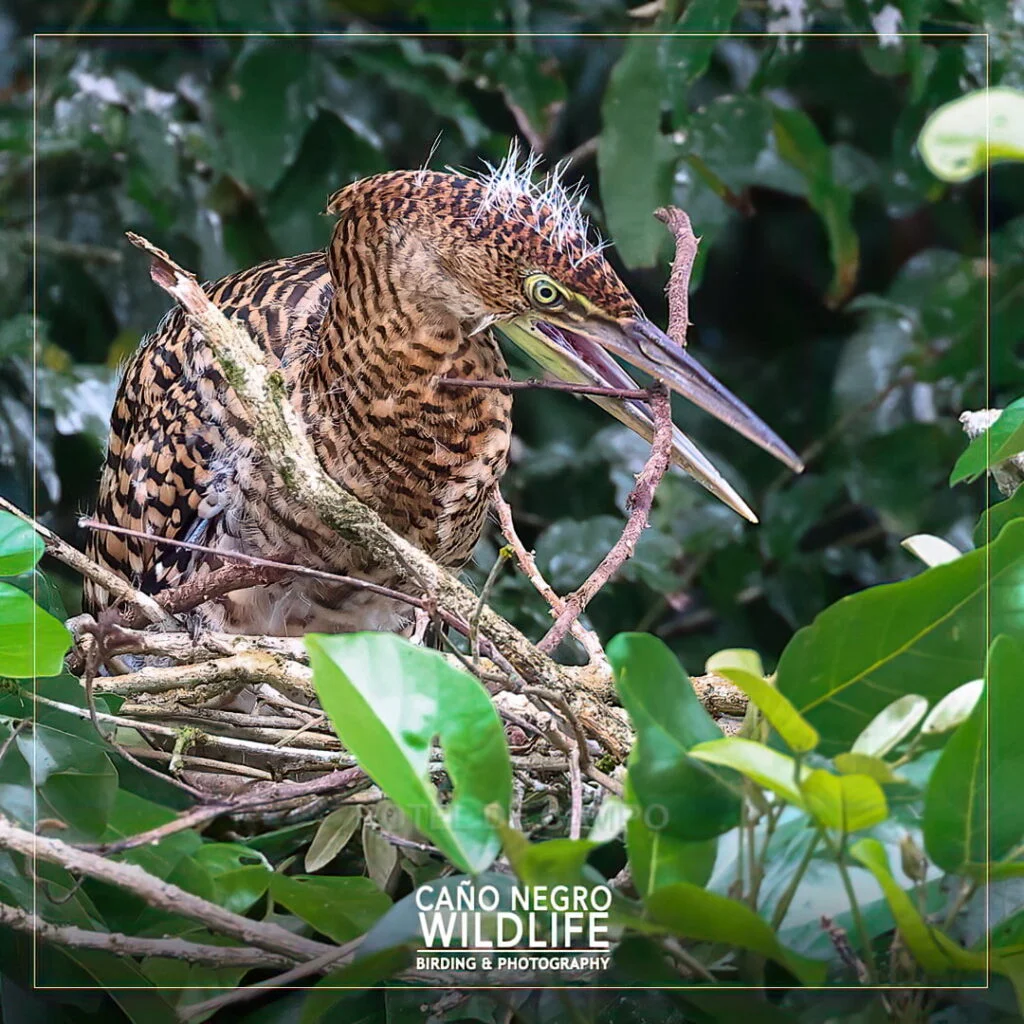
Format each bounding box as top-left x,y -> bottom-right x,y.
293,225 -> 512,564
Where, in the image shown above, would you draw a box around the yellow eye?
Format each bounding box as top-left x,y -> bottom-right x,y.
525,274 -> 565,309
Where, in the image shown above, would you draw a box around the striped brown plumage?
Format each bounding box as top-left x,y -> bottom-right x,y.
86,166 -> 639,635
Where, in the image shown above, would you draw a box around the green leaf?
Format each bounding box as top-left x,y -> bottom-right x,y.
951,397 -> 1024,485
599,37 -> 674,268
215,42 -> 321,193
772,106 -> 859,307
688,737 -> 809,807
269,875 -> 390,944
307,633 -> 512,873
0,582 -> 72,677
715,666 -> 819,754
833,753 -> 899,785
851,695 -> 929,758
800,770 -> 888,833
974,486 -> 1024,547
305,806 -> 362,874
850,838 -> 987,974
776,518 -> 1024,755
919,87 -> 1024,183
663,0 -> 740,123
609,633 -> 740,841
644,883 -> 826,984
920,679 -> 984,735
0,512 -> 43,576
624,777 -> 717,897
705,647 -> 764,678
924,636 -> 1024,875
193,843 -> 271,914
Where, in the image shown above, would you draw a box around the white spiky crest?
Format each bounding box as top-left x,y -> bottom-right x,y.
464,139 -> 609,267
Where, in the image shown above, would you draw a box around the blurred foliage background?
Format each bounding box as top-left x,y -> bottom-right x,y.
0,0 -> 1019,676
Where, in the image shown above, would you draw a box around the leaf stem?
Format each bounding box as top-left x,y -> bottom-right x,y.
770,828 -> 822,930
825,832 -> 878,984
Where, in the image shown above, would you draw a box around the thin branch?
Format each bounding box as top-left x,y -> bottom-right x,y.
80,766 -> 365,856
0,496 -> 173,628
0,815 -> 335,962
538,384 -> 674,653
440,376 -> 655,401
493,489 -> 606,665
180,941 -> 361,1020
654,206 -> 699,345
0,902 -> 293,970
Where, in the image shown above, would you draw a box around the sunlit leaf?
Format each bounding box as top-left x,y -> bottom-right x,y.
307,633 -> 511,873
950,397 -> 1024,484
800,769 -> 888,833
688,737 -> 809,807
851,695 -> 928,758
919,86 -> 1024,183
0,582 -> 72,678
900,534 -> 962,567
833,753 -> 899,784
714,666 -> 819,753
920,679 -> 984,735
0,511 -> 43,576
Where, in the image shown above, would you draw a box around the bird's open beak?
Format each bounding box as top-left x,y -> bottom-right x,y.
497,314 -> 803,523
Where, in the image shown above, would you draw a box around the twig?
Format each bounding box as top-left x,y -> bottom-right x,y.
821,915 -> 870,984
538,384 -> 674,653
537,207 -> 698,653
80,766 -> 365,856
567,742 -> 583,841
0,496 -> 173,628
493,489 -> 606,665
440,377 -> 655,401
653,206 -> 699,345
180,941 -> 361,1020
0,902 -> 293,969
0,815 -> 335,962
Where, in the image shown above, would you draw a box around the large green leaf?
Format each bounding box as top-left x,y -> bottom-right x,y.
609,633 -> 740,841
974,485 -> 1024,547
623,777 -> 717,897
0,582 -> 72,677
307,632 -> 512,873
772,106 -> 859,307
645,883 -> 826,984
598,36 -> 673,268
776,518 -> 1024,754
269,875 -> 390,944
0,511 -> 43,576
924,635 -> 1024,875
951,396 -> 1024,485
918,86 -> 1024,183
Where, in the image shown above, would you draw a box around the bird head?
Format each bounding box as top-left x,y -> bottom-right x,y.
327,147 -> 803,521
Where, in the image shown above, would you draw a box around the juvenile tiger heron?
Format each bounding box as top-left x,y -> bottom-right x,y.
86,150 -> 802,635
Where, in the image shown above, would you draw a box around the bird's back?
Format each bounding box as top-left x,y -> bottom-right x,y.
85,251 -> 333,612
